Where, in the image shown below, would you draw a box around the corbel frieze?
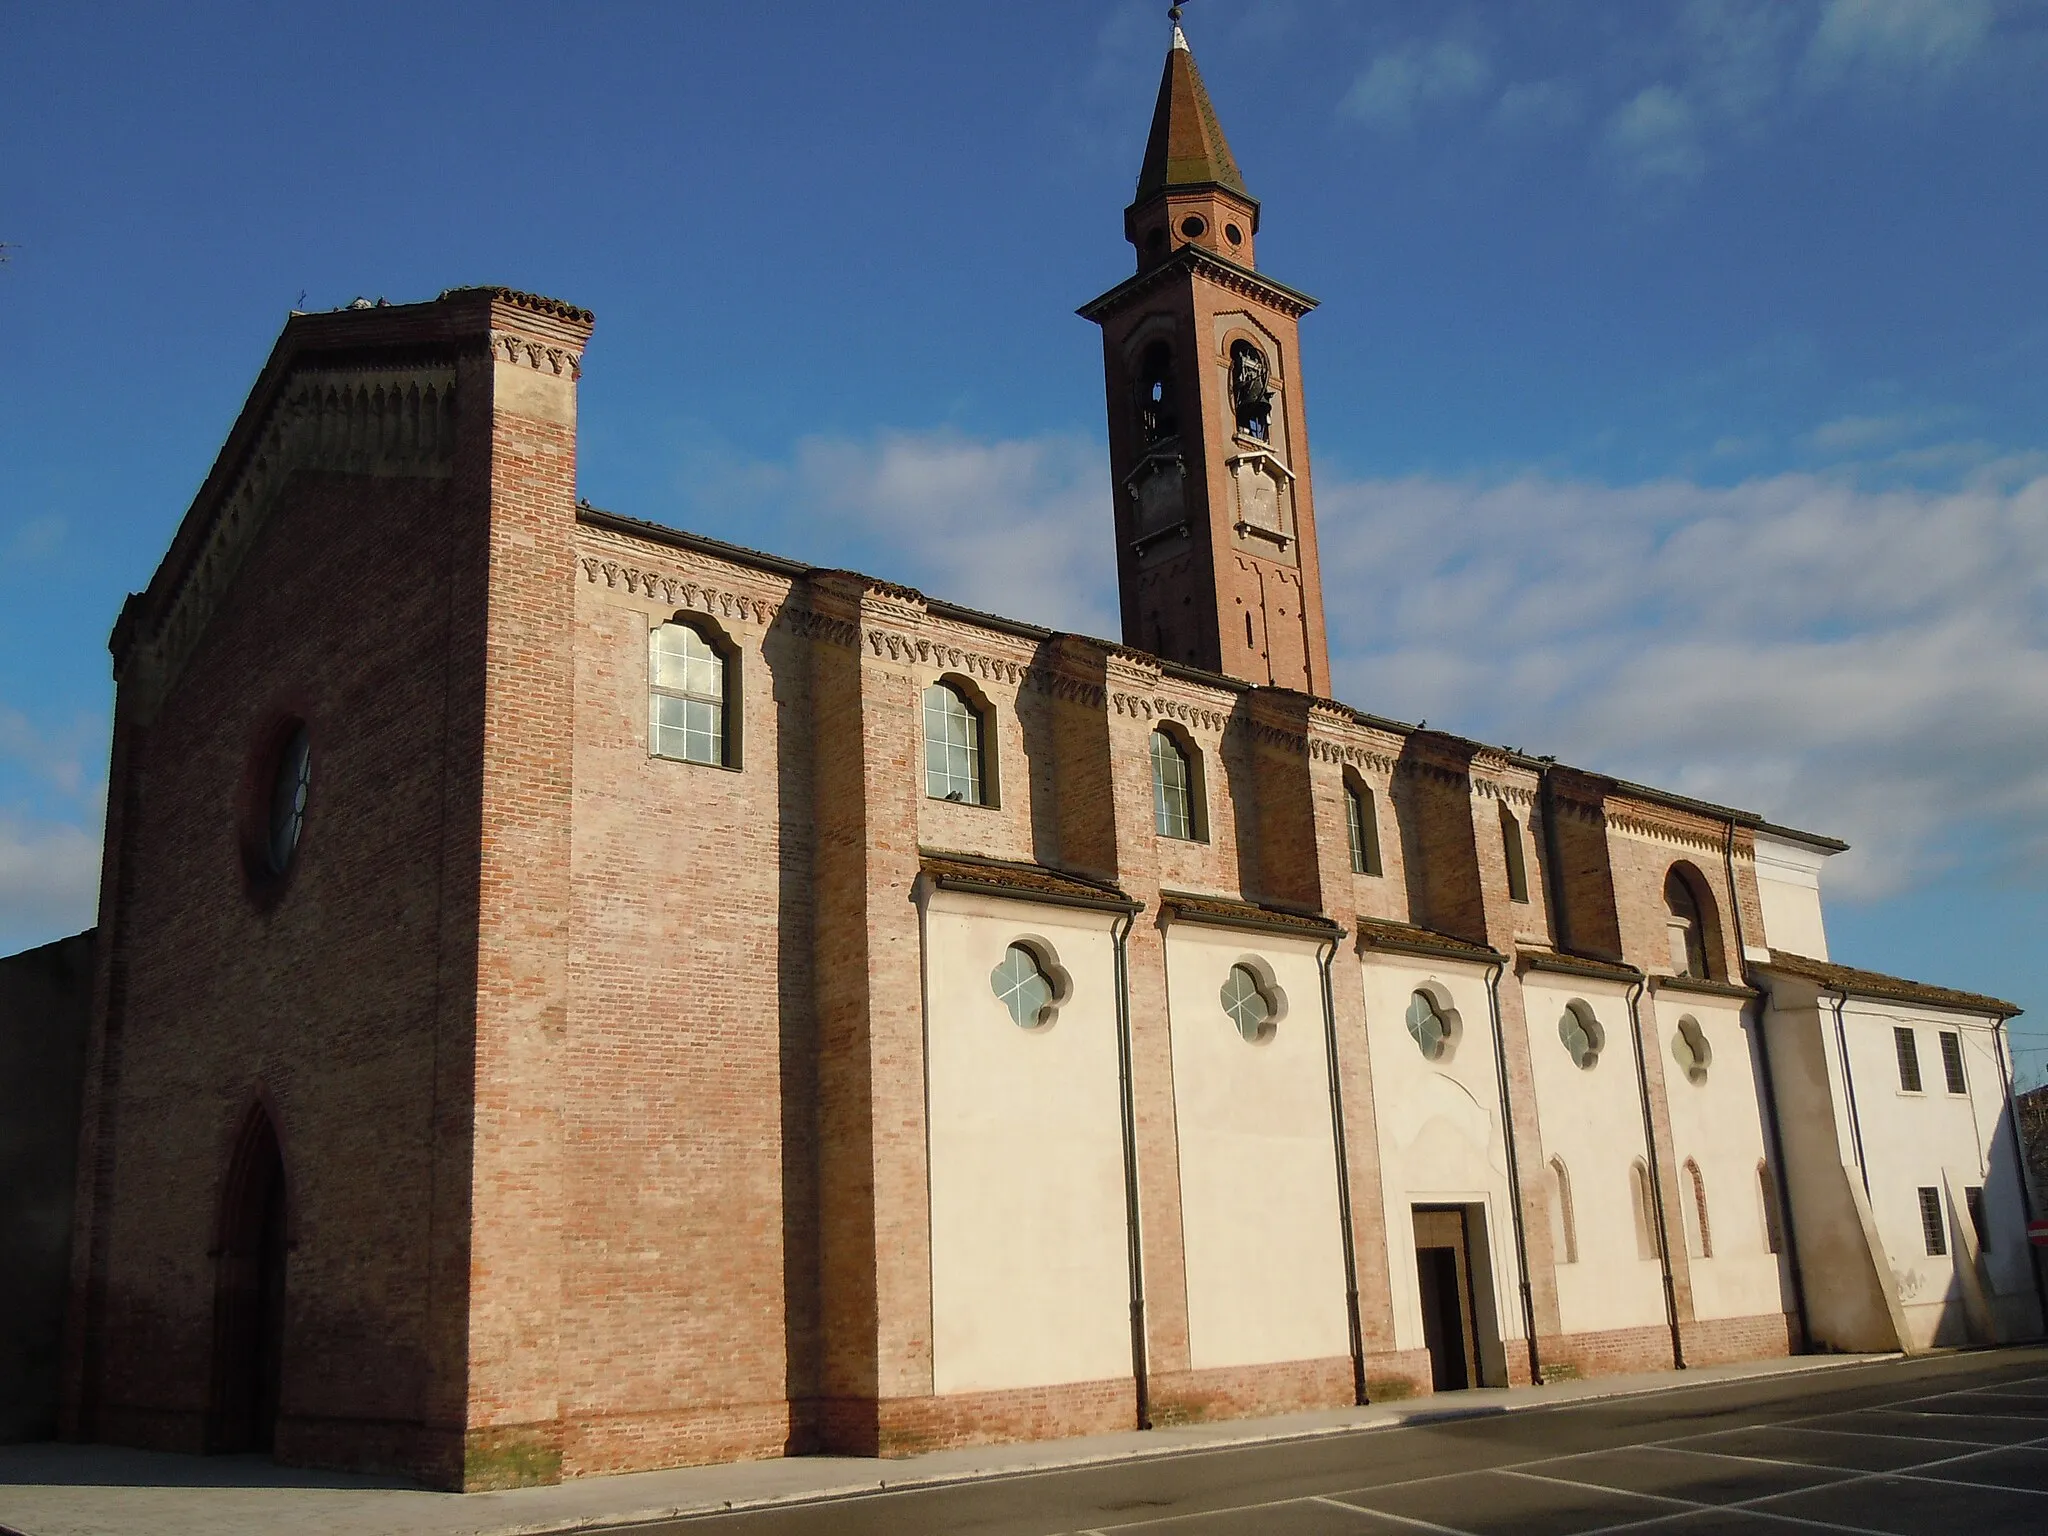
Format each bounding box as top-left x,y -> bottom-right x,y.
125,363 -> 459,719
1308,738 -> 1400,777
1605,808 -> 1727,857
577,555 -> 777,627
485,329 -> 583,380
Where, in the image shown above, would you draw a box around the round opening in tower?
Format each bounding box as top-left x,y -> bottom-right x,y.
1224,223 -> 1243,246
1179,214 -> 1207,240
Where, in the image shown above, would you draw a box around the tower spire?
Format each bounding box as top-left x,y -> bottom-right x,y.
1126,8 -> 1260,271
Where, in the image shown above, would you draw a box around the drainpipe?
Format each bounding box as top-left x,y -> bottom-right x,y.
1991,1014 -> 2048,1335
1317,933 -> 1367,1405
1723,822 -> 1810,1349
1110,909 -> 1150,1429
1482,957 -> 1543,1387
1626,973 -> 1686,1370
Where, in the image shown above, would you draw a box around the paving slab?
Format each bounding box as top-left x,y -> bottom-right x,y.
0,1353 -> 1891,1536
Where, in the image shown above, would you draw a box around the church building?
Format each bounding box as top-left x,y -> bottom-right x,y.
53,17 -> 2042,1491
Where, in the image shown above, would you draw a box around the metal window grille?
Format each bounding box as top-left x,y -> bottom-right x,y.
650,623 -> 727,766
923,684 -> 984,804
1940,1031 -> 1967,1095
1966,1186 -> 1989,1252
1151,731 -> 1195,840
1346,785 -> 1368,874
1894,1027 -> 1923,1093
1918,1186 -> 1946,1256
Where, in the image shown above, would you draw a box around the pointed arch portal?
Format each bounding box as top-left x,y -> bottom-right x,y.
208,1105 -> 288,1454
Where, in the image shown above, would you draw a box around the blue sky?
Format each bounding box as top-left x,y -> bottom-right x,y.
3,1 -> 2044,1080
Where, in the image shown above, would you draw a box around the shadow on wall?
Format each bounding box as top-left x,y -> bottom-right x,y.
0,930 -> 95,1443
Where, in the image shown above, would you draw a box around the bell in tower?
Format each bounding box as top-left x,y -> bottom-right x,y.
1079,6 -> 1333,697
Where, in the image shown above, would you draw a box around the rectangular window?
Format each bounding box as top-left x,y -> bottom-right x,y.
1918,1186 -> 1946,1256
1894,1027 -> 1923,1093
1940,1031 -> 1967,1095
1966,1185 -> 1989,1252
1151,731 -> 1196,840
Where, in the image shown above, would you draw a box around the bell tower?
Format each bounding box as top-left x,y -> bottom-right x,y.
1080,8 -> 1332,696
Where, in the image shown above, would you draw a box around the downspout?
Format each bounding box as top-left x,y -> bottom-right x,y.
1626,973 -> 1686,1369
1111,909 -> 1150,1429
1483,957 -> 1543,1386
1830,987 -> 1871,1200
1723,822 -> 1810,1349
1317,933 -> 1366,1405
1992,1014 -> 2048,1334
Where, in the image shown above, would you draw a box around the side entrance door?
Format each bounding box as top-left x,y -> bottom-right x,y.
1413,1205 -> 1483,1392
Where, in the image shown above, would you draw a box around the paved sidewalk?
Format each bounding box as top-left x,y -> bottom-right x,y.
0,1353 -> 1891,1536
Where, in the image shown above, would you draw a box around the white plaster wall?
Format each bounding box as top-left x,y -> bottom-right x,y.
1520,978 -> 1669,1333
1165,926 -> 1350,1371
1753,832 -> 1830,962
1649,993 -> 1793,1323
1835,1001 -> 2040,1347
1360,956 -> 1522,1359
923,891 -> 1134,1395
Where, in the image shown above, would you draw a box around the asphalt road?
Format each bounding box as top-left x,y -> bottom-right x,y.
623,1348 -> 2048,1536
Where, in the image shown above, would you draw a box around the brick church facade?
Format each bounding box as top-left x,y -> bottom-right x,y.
56,19 -> 2042,1491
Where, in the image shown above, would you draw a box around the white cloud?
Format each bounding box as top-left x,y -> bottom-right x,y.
1340,39 -> 1492,131
0,814 -> 100,950
681,429 -> 1118,638
1314,468 -> 2048,898
1805,0 -> 1996,82
1601,85 -> 1707,185
1492,79 -> 1583,135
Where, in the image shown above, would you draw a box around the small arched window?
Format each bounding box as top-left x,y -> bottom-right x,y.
1406,989 -> 1455,1063
1683,1159 -> 1712,1260
1548,1157 -> 1578,1265
1220,962 -> 1281,1044
1151,728 -> 1201,840
1559,1001 -> 1604,1070
651,620 -> 733,767
1758,1160 -> 1784,1255
1135,340 -> 1178,445
1672,1017 -> 1712,1085
1500,803 -> 1530,904
923,681 -> 988,805
1664,868 -> 1711,979
1630,1159 -> 1663,1261
1345,776 -> 1382,876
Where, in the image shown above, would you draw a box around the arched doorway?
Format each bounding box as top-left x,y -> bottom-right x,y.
208,1106 -> 287,1453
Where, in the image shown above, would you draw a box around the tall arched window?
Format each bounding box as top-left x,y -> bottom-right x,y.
1345,776 -> 1382,876
1664,868 -> 1712,979
650,620 -> 732,767
1229,340 -> 1272,441
1548,1157 -> 1578,1265
1682,1159 -> 1712,1259
923,681 -> 989,804
1135,340 -> 1178,445
1630,1159 -> 1663,1261
1500,803 -> 1530,904
1151,728 -> 1201,840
